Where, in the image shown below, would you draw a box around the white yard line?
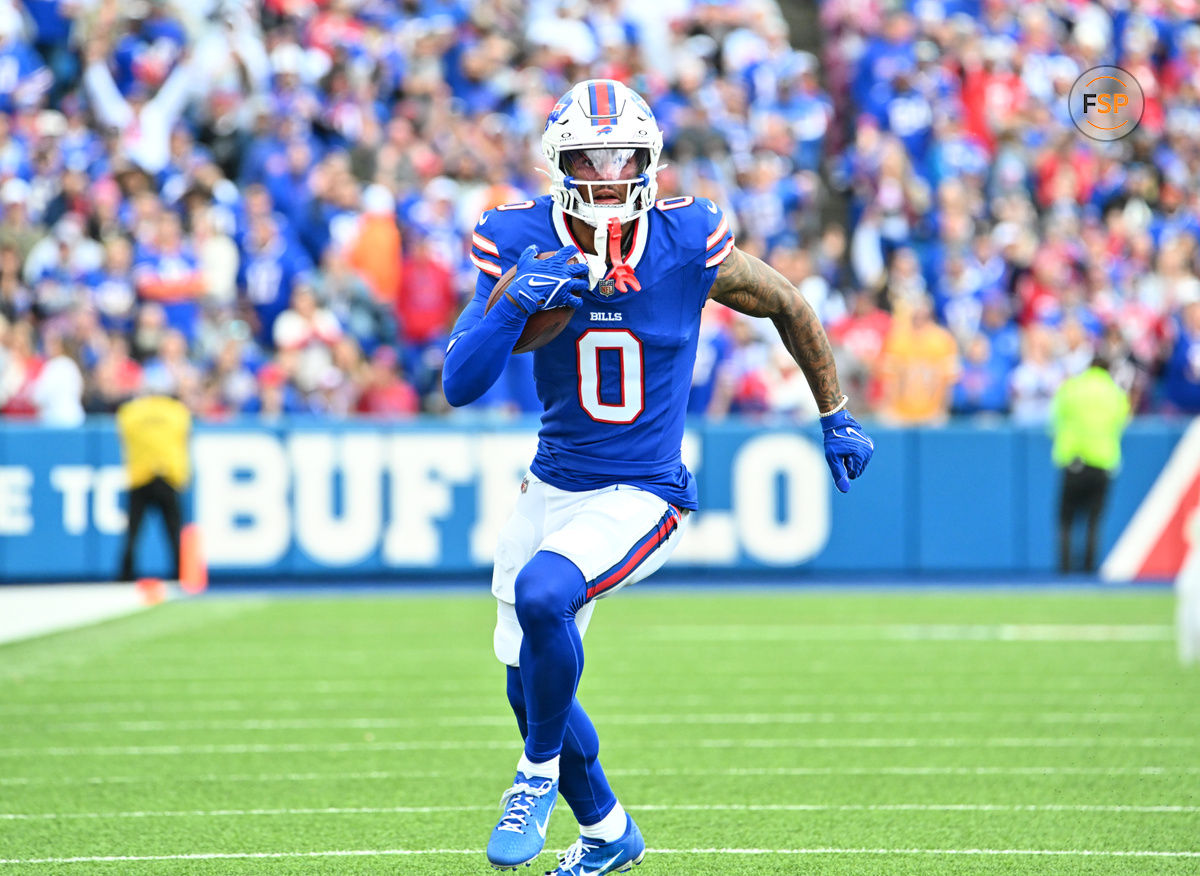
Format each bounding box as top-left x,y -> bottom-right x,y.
643,624 -> 1174,642
4,764 -> 1200,787
10,710 -> 1174,734
0,691 -> 1184,716
10,677 -> 1192,697
1,736 -> 1197,757
9,763 -> 1200,787
3,847 -> 1200,865
2,803 -> 1197,821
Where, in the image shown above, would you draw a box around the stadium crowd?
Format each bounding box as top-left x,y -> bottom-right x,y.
0,0 -> 1198,428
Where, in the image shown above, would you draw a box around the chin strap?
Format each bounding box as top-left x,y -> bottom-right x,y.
604,216 -> 641,293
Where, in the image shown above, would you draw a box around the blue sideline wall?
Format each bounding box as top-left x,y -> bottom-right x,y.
0,418 -> 1186,582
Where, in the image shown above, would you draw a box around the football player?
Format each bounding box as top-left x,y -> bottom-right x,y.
443,79 -> 874,875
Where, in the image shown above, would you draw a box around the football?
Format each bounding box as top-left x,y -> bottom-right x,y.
485,252 -> 581,354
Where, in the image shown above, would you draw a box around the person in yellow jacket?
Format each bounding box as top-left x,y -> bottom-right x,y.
116,393 -> 192,581
1051,355 -> 1130,573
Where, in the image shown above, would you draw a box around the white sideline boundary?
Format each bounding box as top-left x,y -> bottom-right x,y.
3,847 -> 1200,865
0,584 -> 153,645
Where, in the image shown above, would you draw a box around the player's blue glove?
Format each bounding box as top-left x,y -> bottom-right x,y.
507,244 -> 588,315
821,402 -> 874,493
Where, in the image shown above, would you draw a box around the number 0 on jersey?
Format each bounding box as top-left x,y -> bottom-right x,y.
577,329 -> 644,424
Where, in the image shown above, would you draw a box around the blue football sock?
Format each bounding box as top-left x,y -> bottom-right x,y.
506,665 -> 618,827
559,697 -> 618,826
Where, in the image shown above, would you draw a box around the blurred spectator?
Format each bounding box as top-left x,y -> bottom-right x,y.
879,297 -> 959,426
83,31 -> 194,175
720,316 -> 773,417
24,215 -> 102,313
132,212 -> 204,340
689,307 -> 734,418
397,230 -> 456,348
244,360 -> 307,418
30,329 -> 83,425
85,333 -> 142,413
828,292 -> 891,411
0,3 -> 51,112
89,237 -> 137,334
356,345 -> 418,417
0,179 -> 38,263
0,318 -> 42,416
207,329 -> 257,413
273,283 -> 342,394
1163,294 -> 1200,414
191,207 -> 238,306
239,213 -> 312,345
346,184 -> 402,307
141,328 -> 197,401
1010,324 -> 1065,425
978,295 -> 1022,372
951,334 -> 1010,417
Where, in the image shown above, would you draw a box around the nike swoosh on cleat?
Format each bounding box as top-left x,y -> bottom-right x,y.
580,853 -> 621,876
536,817 -> 549,838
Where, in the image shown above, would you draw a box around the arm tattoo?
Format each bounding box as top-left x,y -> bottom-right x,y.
710,246 -> 843,411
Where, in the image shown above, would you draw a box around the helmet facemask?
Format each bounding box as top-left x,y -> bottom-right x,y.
558,147 -> 653,227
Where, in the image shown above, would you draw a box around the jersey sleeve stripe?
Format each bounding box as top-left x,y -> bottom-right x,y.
705,217 -> 730,249
472,233 -> 499,256
705,237 -> 735,268
470,251 -> 502,277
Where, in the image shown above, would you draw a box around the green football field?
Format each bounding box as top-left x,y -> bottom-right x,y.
1,588 -> 1198,875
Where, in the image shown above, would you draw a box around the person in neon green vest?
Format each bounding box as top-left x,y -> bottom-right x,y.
1051,354 -> 1131,573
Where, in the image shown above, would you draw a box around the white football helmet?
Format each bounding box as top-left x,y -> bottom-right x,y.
541,79 -> 664,228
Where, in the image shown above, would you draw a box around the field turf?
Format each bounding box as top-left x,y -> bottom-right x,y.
1,588 -> 1198,875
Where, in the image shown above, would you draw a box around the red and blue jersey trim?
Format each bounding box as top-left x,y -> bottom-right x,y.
470,229 -> 502,277
585,504 -> 681,600
704,208 -> 735,268
588,81 -> 618,126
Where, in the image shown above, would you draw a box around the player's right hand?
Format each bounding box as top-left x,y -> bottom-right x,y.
508,245 -> 588,315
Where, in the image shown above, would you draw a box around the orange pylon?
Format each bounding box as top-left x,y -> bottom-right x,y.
180,524 -> 208,595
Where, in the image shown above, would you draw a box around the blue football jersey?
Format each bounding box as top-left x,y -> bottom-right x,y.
455,195 -> 735,510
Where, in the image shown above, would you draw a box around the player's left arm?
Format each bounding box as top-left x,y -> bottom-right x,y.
710,246 -> 874,492
710,246 -> 842,411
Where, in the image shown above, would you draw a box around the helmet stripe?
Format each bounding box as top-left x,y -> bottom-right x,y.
594,81 -> 610,123
590,80 -> 617,126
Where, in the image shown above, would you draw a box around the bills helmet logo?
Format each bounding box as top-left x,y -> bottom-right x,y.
597,125 -> 614,134
545,94 -> 575,130
629,91 -> 654,120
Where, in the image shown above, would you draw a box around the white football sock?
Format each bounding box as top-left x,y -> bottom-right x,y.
581,801 -> 627,843
518,753 -> 560,781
